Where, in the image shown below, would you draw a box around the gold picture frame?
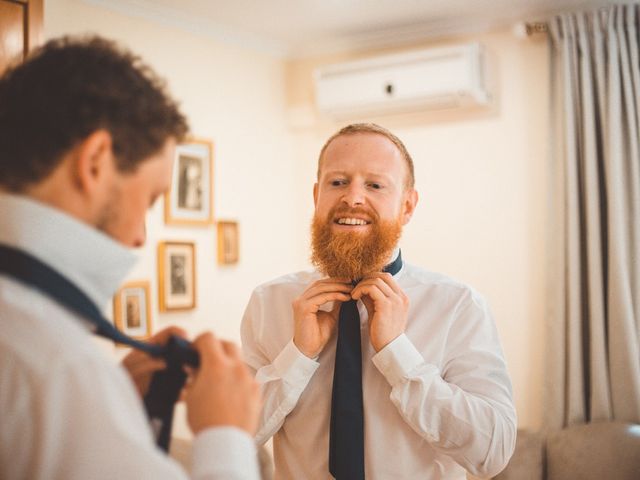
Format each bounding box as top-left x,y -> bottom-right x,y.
158,241 -> 196,311
113,281 -> 152,339
217,220 -> 239,265
164,138 -> 214,226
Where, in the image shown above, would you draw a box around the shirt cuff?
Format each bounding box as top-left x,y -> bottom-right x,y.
192,426 -> 260,479
272,339 -> 320,385
372,334 -> 425,387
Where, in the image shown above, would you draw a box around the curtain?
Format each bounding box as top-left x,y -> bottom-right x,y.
546,4 -> 640,429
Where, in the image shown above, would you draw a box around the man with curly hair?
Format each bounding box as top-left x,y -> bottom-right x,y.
0,36 -> 260,480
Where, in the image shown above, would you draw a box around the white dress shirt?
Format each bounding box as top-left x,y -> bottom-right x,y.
241,256 -> 517,480
0,194 -> 260,480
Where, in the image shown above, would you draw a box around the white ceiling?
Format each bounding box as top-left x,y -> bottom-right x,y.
87,0 -> 619,57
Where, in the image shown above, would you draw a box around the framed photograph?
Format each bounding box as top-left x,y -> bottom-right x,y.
158,241 -> 196,311
217,220 -> 239,265
164,138 -> 213,226
113,281 -> 152,339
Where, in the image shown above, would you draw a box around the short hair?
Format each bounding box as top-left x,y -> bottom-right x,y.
316,123 -> 415,189
0,35 -> 189,191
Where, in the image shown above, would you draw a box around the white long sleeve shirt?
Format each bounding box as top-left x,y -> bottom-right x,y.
0,194 -> 260,480
241,260 -> 516,479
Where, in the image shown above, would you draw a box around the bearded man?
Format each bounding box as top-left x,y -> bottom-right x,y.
241,123 -> 516,480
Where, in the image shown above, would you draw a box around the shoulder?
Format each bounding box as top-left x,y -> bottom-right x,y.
0,276 -> 119,382
0,276 -> 146,424
400,262 -> 483,297
242,270 -> 321,330
400,262 -> 489,310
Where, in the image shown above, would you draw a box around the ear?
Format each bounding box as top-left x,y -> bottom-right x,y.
400,188 -> 419,225
73,130 -> 114,195
313,182 -> 319,207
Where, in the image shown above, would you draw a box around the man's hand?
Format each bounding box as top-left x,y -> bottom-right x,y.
121,326 -> 187,397
185,332 -> 261,436
351,272 -> 409,352
292,278 -> 353,358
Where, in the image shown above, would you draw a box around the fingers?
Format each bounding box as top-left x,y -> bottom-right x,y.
122,349 -> 166,371
121,348 -> 167,397
293,289 -> 351,317
306,291 -> 352,307
191,332 -> 225,368
301,280 -> 353,301
220,339 -> 241,358
331,299 -> 343,316
352,277 -> 394,300
351,283 -> 389,303
129,357 -> 166,375
192,333 -> 246,370
148,325 -> 188,346
293,278 -> 353,313
322,277 -> 351,283
122,325 -> 186,381
352,273 -> 407,301
361,272 -> 403,293
182,334 -> 236,390
184,335 -> 260,435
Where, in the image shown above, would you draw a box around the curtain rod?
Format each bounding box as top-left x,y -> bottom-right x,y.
513,21 -> 548,38
525,22 -> 548,35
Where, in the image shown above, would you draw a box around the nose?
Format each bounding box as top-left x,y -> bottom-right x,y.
132,222 -> 147,248
341,182 -> 365,207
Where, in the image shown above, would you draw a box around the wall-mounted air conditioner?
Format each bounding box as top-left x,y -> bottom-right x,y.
314,43 -> 491,118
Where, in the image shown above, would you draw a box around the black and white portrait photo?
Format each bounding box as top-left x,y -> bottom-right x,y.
113,282 -> 151,339
170,253 -> 187,295
165,139 -> 213,226
177,154 -> 203,211
158,241 -> 196,311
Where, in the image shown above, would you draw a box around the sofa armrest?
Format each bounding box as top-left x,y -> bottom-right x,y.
492,429 -> 545,480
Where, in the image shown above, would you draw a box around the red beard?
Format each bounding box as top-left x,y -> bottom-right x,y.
310,206 -> 402,280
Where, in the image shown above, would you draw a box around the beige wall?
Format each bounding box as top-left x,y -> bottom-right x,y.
285,31 -> 550,430
45,0 -> 549,432
45,0 -> 307,437
45,0 -> 308,345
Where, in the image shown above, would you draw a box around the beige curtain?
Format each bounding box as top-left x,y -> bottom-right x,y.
546,4 -> 640,429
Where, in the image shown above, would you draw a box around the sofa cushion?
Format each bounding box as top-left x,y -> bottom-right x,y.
546,421 -> 640,480
493,429 -> 545,480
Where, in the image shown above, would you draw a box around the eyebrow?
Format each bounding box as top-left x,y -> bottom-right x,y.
322,170 -> 394,182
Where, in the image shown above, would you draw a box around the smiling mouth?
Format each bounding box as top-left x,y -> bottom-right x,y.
334,217 -> 371,226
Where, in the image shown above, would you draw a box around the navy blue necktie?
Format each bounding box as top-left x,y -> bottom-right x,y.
329,251 -> 403,480
0,244 -> 198,452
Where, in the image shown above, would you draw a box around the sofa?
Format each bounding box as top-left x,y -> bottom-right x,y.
171,422 -> 640,479
494,421 -> 640,480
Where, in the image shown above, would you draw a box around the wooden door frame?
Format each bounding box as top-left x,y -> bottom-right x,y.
5,0 -> 43,53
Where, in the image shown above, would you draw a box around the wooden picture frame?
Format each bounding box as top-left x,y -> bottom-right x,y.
158,241 -> 196,311
164,138 -> 213,226
113,281 -> 152,339
217,220 -> 239,265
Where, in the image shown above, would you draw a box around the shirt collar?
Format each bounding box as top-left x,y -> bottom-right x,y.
0,193 -> 138,311
388,247 -> 400,266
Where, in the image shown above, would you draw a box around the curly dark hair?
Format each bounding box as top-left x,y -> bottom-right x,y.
0,35 -> 189,191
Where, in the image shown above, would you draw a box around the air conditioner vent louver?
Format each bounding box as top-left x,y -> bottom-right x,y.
314,43 -> 490,118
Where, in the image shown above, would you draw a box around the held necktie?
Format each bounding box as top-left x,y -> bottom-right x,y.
0,244 -> 198,452
328,251 -> 403,480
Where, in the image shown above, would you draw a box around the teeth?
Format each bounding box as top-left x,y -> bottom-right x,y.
337,218 -> 368,225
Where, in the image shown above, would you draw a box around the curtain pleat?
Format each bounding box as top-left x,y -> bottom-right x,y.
546,4 -> 640,430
